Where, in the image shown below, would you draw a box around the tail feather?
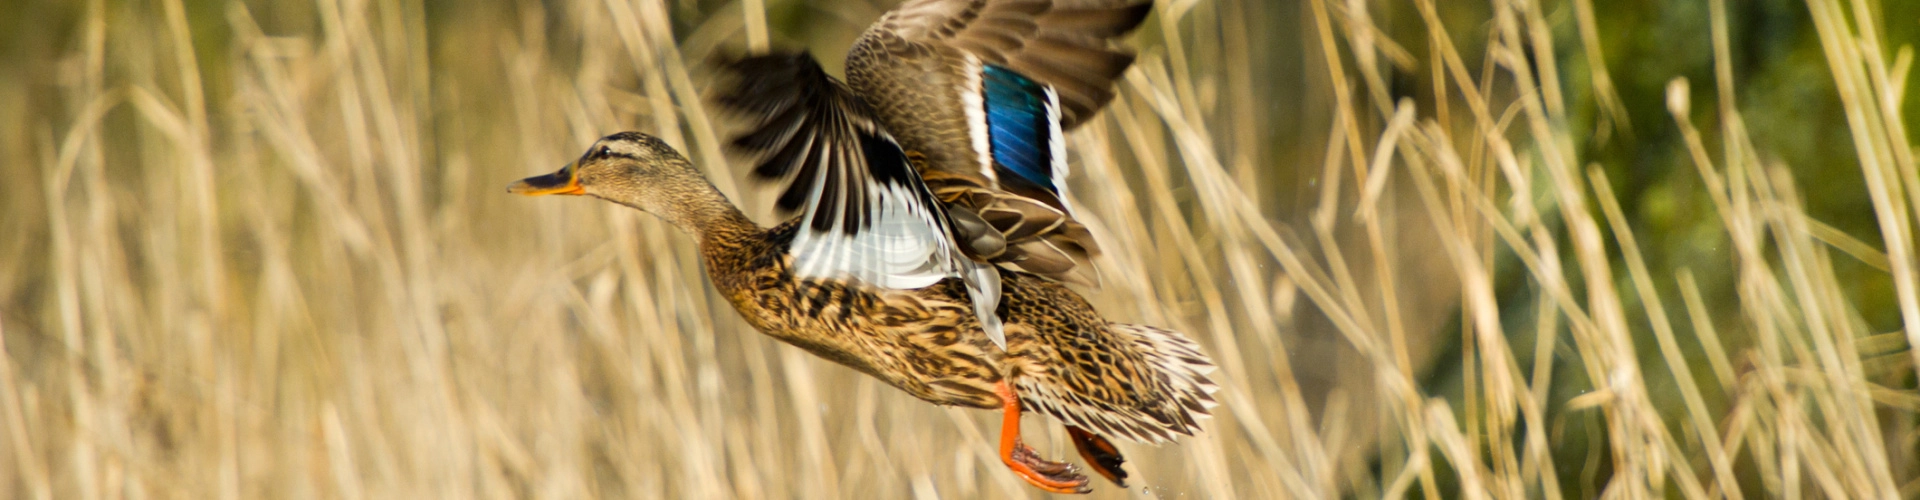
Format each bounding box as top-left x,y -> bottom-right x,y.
1113,322 -> 1220,421
1018,322 -> 1219,445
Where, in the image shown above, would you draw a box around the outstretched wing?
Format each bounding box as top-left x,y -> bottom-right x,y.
939,61 -> 1103,285
874,0 -> 1151,128
846,0 -> 1151,286
717,52 -> 1008,348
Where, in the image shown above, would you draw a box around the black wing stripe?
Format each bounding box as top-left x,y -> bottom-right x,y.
771,130 -> 820,213
719,52 -> 932,234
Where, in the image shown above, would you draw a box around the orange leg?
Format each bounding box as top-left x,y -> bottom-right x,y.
1067,426 -> 1128,487
996,381 -> 1091,494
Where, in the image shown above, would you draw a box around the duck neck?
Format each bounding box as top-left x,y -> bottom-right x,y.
624,176 -> 760,249
685,199 -> 759,250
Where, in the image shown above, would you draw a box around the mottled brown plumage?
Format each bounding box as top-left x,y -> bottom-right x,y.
829,0 -> 1152,287
510,132 -> 1215,494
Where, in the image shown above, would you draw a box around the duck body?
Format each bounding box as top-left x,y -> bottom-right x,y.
699,217 -> 1007,410
703,216 -> 1210,444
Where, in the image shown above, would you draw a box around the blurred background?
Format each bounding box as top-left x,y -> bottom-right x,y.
2,0 -> 1917,497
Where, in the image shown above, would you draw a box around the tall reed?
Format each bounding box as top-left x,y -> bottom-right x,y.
1,0 -> 1914,497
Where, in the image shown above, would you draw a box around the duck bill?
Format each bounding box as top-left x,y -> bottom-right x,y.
508,163 -> 585,196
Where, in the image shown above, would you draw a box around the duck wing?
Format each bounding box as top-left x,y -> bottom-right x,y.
870,0 -> 1152,127
846,0 -> 1152,287
716,52 -> 1010,349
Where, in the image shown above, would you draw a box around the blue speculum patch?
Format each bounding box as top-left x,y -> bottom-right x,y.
981,65 -> 1057,194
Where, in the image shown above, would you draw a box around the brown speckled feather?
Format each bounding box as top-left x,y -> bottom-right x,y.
705,218 -> 1214,441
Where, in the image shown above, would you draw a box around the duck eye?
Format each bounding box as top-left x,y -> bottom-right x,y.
598,146 -> 613,158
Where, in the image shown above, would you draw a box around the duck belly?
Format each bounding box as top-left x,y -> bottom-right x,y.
732,277 -> 1008,410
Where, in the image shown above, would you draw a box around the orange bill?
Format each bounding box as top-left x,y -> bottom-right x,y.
508,163 -> 584,196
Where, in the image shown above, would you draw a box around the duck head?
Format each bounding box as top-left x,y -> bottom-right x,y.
510,132 -> 746,234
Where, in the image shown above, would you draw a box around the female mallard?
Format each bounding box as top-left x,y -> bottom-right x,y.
510,132 -> 1214,493
511,0 -> 1214,494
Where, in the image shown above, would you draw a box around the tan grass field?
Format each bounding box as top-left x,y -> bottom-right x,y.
3,0 -> 1918,497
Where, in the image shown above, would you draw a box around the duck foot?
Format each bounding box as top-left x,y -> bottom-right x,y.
1009,439 -> 1090,492
1067,426 -> 1129,487
997,382 -> 1092,494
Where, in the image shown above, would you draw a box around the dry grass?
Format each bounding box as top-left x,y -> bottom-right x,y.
2,0 -> 1917,497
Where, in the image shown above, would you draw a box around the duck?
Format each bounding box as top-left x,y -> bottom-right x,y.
511,0 -> 1216,494
510,132 -> 1215,494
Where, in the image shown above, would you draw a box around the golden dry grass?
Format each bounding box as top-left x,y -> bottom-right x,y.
2,0 -> 1917,497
